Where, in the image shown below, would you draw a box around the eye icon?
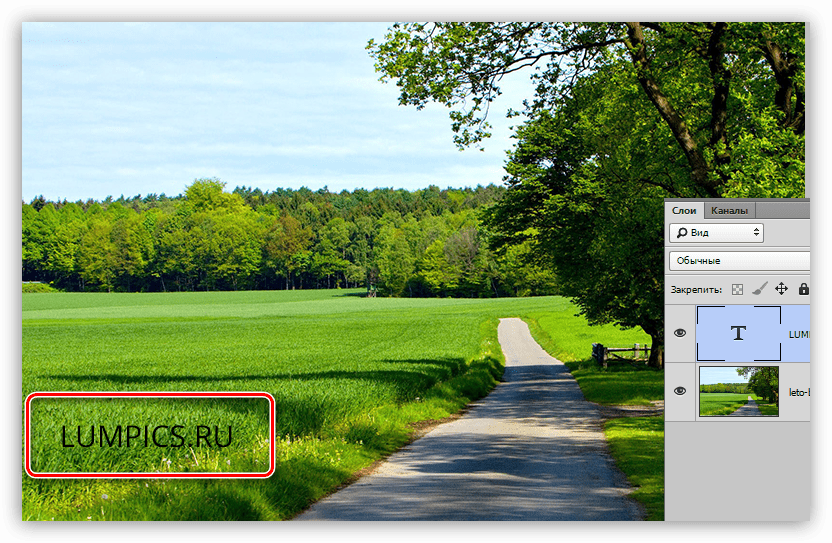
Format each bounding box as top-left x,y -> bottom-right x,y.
674,386 -> 686,396
674,328 -> 686,337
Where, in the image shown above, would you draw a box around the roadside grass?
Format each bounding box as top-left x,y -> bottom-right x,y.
604,416 -> 664,521
520,306 -> 664,520
755,399 -> 779,416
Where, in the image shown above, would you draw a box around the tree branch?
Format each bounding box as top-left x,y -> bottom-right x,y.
760,38 -> 804,134
624,22 -> 720,196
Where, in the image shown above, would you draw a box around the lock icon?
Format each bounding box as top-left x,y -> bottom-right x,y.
799,283 -> 809,295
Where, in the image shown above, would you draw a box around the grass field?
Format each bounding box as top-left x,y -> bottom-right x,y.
698,393 -> 751,416
699,393 -> 779,417
23,289 -> 663,520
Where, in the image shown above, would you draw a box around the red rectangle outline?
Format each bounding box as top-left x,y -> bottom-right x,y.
25,391 -> 275,479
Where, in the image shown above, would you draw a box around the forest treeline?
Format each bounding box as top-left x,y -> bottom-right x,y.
22,178 -> 558,296
699,383 -> 749,394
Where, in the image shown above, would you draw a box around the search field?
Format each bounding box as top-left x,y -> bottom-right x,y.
669,223 -> 764,243
669,251 -> 809,271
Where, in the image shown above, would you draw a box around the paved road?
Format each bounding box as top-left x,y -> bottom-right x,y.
295,318 -> 643,521
729,397 -> 763,416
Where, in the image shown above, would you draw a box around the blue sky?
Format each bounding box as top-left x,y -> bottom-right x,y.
699,366 -> 751,385
22,22 -> 532,202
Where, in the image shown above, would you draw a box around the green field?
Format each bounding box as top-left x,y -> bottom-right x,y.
23,289 -> 663,520
699,393 -> 752,416
699,393 -> 779,417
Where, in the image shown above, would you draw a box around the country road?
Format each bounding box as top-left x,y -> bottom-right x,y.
295,318 -> 643,521
729,397 -> 763,416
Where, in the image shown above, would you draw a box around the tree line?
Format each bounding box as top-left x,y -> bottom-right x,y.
699,383 -> 749,394
22,179 -> 557,297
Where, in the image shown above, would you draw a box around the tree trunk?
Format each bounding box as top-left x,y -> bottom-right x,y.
648,333 -> 664,369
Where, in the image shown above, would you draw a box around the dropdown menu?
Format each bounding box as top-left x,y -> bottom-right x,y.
669,223 -> 764,243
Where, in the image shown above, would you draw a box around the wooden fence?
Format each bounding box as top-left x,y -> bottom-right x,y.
592,343 -> 651,368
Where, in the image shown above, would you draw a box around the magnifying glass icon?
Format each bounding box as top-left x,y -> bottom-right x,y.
677,227 -> 688,239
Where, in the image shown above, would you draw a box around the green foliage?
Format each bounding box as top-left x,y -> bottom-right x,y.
699,382 -> 749,394
494,240 -> 559,297
415,238 -> 459,294
185,178 -> 247,213
22,282 -> 60,293
372,22 -> 805,369
23,182 -> 558,297
737,366 -> 779,405
519,70 -> 668,337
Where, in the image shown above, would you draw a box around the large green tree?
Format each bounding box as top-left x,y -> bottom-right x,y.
738,366 -> 779,406
486,63 -> 676,366
370,22 -> 805,367
262,213 -> 312,290
110,210 -> 154,291
369,22 -> 804,196
161,178 -> 265,291
76,217 -> 117,292
376,217 -> 417,296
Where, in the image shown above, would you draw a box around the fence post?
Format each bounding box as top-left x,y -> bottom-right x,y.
634,343 -> 639,359
592,343 -> 609,368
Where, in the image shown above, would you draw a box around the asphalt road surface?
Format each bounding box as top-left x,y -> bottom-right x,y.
729,397 -> 763,416
295,318 -> 643,521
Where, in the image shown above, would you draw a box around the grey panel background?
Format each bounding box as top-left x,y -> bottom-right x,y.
757,201 -> 810,219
